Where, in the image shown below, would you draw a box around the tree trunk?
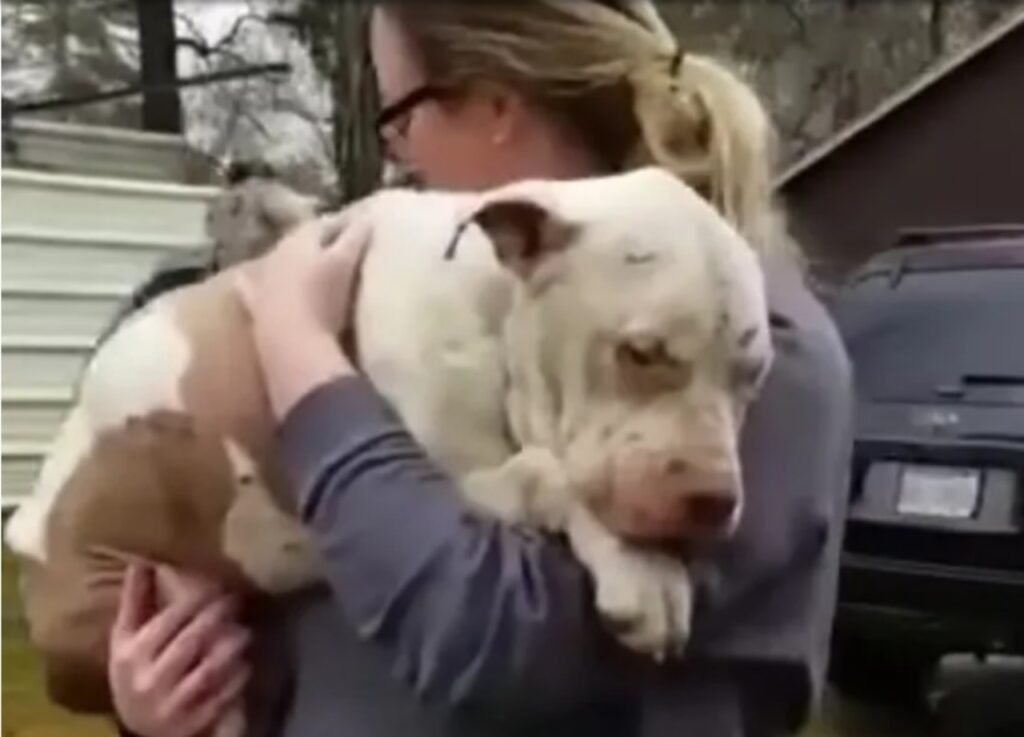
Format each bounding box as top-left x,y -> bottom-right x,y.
52,0 -> 69,97
135,0 -> 181,133
295,0 -> 380,203
929,0 -> 949,59
330,0 -> 380,203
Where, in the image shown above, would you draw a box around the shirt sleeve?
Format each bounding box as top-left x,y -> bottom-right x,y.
277,376 -> 623,720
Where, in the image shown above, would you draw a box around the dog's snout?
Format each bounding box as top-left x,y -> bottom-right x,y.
604,449 -> 742,543
665,458 -> 690,476
683,493 -> 737,531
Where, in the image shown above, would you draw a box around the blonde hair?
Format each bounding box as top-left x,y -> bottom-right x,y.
382,0 -> 800,263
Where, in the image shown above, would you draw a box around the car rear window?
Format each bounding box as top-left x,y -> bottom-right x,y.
833,265 -> 1024,405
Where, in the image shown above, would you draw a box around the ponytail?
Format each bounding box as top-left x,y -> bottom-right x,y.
610,0 -> 796,261
629,51 -> 795,262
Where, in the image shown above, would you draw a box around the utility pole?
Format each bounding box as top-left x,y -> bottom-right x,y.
136,0 -> 182,133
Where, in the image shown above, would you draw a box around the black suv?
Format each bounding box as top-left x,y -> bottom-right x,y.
826,226 -> 1024,707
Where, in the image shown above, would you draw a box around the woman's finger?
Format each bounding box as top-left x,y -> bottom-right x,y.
155,564 -> 226,604
323,213 -> 372,257
276,218 -> 330,258
175,665 -> 251,737
146,596 -> 241,691
322,217 -> 373,299
318,198 -> 372,246
318,213 -> 352,249
231,264 -> 260,317
162,625 -> 251,716
153,565 -> 230,610
113,563 -> 152,637
129,583 -> 220,663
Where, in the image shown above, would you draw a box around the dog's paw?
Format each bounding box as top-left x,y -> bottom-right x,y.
661,561 -> 693,655
595,566 -> 670,658
592,549 -> 692,660
513,447 -> 573,531
461,447 -> 572,531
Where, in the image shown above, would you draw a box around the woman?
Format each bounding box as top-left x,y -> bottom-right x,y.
109,2 -> 852,735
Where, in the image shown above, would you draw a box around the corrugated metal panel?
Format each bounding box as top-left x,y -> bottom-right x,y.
2,285 -> 129,338
3,168 -> 216,237
1,339 -> 93,393
3,229 -> 200,285
3,118 -> 199,183
2,390 -> 73,445
1,167 -> 219,506
2,455 -> 46,507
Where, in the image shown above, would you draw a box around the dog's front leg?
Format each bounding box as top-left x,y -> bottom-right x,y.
459,446 -> 573,531
221,441 -> 318,594
565,506 -> 693,660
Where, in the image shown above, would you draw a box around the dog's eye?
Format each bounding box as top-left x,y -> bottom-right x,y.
617,339 -> 692,376
617,340 -> 694,393
617,340 -> 673,368
731,359 -> 767,389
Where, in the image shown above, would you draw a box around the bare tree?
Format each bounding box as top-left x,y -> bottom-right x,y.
136,0 -> 181,132
930,0 -> 950,57
2,0 -> 141,127
656,0 -> 1022,164
4,0 -> 1020,187
285,0 -> 380,203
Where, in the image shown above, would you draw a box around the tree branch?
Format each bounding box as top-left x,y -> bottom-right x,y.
929,0 -> 948,58
173,9 -> 266,59
779,0 -> 808,41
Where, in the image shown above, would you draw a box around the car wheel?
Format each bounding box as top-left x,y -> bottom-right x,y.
828,634 -> 937,707
936,673 -> 1024,737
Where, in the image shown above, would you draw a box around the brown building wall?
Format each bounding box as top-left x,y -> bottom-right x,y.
781,23 -> 1024,279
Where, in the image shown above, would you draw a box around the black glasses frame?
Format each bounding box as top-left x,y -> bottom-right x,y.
375,84 -> 451,140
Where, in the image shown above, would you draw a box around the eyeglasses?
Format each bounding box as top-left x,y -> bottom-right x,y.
375,84 -> 451,144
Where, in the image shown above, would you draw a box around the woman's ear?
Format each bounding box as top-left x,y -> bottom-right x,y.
490,87 -> 518,146
470,197 -> 579,279
468,80 -> 527,148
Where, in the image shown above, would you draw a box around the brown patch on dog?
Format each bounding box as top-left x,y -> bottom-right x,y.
28,406 -> 247,711
22,272 -> 295,713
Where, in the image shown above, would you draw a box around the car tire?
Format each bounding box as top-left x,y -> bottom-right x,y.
936,672 -> 1024,737
828,634 -> 937,707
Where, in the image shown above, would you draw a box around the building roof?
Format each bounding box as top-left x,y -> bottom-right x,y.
778,6 -> 1024,187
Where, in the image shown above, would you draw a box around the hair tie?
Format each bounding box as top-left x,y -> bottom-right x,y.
669,48 -> 685,77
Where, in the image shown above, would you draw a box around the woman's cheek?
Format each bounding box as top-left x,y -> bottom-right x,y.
408,114 -> 500,191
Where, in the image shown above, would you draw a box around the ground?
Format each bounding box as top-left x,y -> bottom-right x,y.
3,548 -> 929,737
2,550 -> 113,737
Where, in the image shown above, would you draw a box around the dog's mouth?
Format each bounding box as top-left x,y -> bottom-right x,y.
594,455 -> 741,543
633,536 -> 696,560
339,326 -> 361,371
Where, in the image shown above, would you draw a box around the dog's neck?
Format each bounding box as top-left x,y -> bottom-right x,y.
499,289 -> 580,455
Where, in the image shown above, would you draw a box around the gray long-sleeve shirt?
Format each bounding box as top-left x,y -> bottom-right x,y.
237,259 -> 853,737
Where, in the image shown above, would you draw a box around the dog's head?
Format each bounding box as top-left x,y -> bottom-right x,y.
205,162 -> 321,269
465,168 -> 773,544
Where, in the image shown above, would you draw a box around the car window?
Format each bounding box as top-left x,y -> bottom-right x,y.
833,266 -> 1024,405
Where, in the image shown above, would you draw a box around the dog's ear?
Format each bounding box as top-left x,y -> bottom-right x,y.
225,159 -> 275,185
471,198 -> 579,279
258,184 -> 320,236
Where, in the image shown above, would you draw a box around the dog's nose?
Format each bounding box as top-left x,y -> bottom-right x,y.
682,493 -> 737,532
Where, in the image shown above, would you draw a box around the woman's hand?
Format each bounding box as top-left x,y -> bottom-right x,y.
235,212 -> 373,419
109,563 -> 251,737
238,210 -> 372,342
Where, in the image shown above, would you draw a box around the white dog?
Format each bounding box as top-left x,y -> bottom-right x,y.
6,168 -> 772,726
